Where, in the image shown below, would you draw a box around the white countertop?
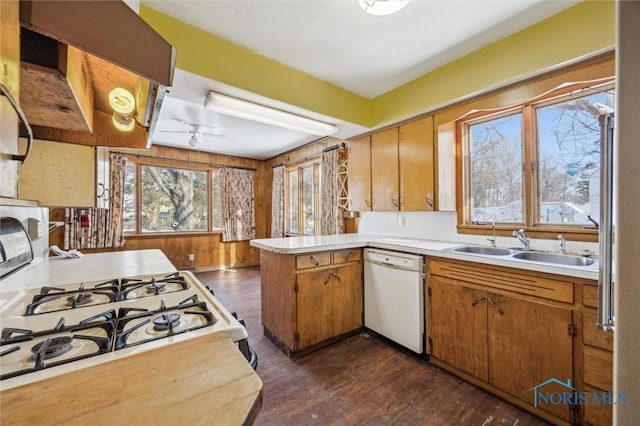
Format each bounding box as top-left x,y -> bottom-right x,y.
251,235 -> 599,280
0,249 -> 177,291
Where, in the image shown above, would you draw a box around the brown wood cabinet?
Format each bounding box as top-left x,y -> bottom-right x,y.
581,284 -> 614,425
1,0 -> 20,198
371,127 -> 400,211
346,116 -> 435,212
260,248 -> 363,356
427,259 -> 575,423
346,135 -> 372,212
399,116 -> 435,211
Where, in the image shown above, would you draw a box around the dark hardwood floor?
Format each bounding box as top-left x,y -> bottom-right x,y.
196,266 -> 550,426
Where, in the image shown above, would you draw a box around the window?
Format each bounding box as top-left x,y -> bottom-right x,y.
286,161 -> 321,236
123,159 -> 223,234
461,80 -> 615,235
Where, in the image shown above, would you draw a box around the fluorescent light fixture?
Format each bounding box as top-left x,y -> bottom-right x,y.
358,0 -> 411,16
204,91 -> 337,136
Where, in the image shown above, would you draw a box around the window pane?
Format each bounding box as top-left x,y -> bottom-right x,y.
288,170 -> 298,234
468,113 -> 523,223
302,166 -> 315,235
536,91 -> 614,225
140,165 -> 208,232
211,170 -> 223,230
123,163 -> 136,233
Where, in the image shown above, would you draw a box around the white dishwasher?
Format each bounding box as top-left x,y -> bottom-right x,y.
364,248 -> 425,354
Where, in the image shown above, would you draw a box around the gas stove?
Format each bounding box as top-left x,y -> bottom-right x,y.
0,270 -> 249,391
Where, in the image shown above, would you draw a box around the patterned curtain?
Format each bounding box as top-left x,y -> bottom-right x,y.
107,153 -> 126,247
271,165 -> 285,238
63,154 -> 126,250
222,167 -> 255,242
320,148 -> 346,235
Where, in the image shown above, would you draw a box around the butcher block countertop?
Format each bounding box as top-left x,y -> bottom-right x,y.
0,332 -> 263,426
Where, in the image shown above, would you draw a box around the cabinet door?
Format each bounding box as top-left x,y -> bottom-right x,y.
371,127 -> 399,211
429,277 -> 488,381
0,0 -> 20,198
347,136 -> 372,212
487,293 -> 573,422
332,263 -> 363,336
296,269 -> 334,349
399,116 -> 434,211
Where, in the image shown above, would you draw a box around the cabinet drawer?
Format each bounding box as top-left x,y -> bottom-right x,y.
583,346 -> 613,391
582,312 -> 613,351
428,260 -> 573,303
333,249 -> 361,264
582,385 -> 612,426
583,284 -> 598,308
296,253 -> 331,269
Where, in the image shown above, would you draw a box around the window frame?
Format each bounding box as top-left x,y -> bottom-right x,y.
457,79 -> 615,241
123,155 -> 222,236
285,159 -> 322,237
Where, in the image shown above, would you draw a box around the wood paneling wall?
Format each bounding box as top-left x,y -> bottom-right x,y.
49,144 -> 266,270
262,137 -> 356,237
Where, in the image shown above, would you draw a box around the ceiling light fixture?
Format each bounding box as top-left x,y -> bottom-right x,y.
358,0 -> 411,16
109,87 -> 135,132
204,91 -> 337,136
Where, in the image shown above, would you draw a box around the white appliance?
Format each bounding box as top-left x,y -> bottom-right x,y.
364,248 -> 425,354
0,206 -> 256,391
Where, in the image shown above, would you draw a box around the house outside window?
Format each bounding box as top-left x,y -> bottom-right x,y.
123,159 -> 223,234
461,80 -> 615,234
286,161 -> 321,236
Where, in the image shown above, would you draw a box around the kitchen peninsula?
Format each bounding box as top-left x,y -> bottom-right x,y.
251,233 -> 609,425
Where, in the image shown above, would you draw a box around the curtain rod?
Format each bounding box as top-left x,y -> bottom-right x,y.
114,151 -> 257,171
273,142 -> 346,169
323,142 -> 346,153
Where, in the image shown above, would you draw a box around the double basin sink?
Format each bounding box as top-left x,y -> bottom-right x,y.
446,245 -> 595,267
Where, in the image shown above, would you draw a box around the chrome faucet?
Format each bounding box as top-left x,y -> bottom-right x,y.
558,234 -> 566,254
487,221 -> 496,247
513,229 -> 530,250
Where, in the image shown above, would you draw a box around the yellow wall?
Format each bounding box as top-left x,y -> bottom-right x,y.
139,5 -> 372,127
371,0 -> 616,125
140,1 -> 615,130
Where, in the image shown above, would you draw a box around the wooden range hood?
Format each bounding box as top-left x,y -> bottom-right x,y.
19,0 -> 176,148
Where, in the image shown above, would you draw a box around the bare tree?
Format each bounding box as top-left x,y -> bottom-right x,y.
146,167 -> 196,230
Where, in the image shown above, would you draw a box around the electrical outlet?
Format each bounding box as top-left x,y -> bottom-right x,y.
398,215 -> 406,228
188,254 -> 195,262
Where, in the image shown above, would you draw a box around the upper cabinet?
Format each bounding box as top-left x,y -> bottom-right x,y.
1,0 -> 21,198
346,135 -> 372,212
371,127 -> 400,210
399,116 -> 434,211
347,116 -> 435,212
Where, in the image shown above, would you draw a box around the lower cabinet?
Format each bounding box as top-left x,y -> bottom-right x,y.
296,263 -> 362,349
428,259 -> 575,423
260,249 -> 363,356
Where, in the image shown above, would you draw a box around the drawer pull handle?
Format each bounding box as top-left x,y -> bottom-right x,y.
472,296 -> 486,306
343,251 -> 353,260
392,198 -> 399,208
309,256 -> 319,266
324,272 -> 341,285
488,297 -> 504,315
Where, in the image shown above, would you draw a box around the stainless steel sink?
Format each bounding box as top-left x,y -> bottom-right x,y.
448,246 -> 514,256
512,251 -> 595,266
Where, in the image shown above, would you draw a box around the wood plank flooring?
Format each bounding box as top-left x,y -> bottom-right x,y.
196,266 -> 550,426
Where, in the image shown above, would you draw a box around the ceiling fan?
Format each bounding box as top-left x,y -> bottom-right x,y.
156,120 -> 225,148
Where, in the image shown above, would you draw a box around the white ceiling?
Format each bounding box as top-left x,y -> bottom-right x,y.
142,0 -> 579,159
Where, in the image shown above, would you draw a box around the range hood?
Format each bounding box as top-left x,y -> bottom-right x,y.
18,0 -> 176,148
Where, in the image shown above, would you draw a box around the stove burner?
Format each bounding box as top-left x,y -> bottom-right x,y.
66,292 -> 93,306
31,336 -> 73,359
152,313 -> 180,331
146,281 -> 166,294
